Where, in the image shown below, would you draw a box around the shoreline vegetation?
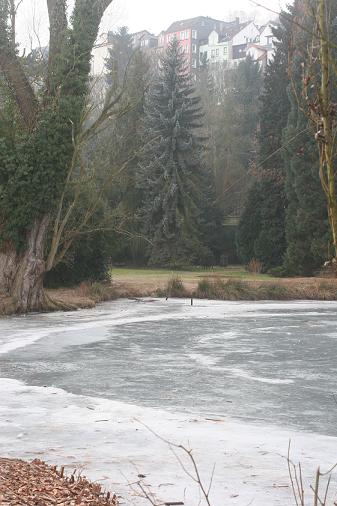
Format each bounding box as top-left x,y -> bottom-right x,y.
2,266 -> 336,316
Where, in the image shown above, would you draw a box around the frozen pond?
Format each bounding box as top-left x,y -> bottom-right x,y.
1,299 -> 337,434
1,299 -> 337,505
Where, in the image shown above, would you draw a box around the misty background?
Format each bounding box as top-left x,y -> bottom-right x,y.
17,0 -> 288,51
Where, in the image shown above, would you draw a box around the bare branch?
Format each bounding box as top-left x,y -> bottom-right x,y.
287,441 -> 337,506
135,420 -> 214,506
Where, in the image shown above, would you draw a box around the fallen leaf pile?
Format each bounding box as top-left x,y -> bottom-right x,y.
0,458 -> 118,505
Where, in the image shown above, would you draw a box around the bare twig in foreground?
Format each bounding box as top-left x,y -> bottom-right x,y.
134,419 -> 215,506
287,441 -> 337,506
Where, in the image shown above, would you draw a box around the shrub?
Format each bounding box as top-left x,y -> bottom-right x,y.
162,276 -> 187,298
257,283 -> 289,300
196,278 -> 213,297
223,279 -> 252,300
88,282 -> 117,302
195,278 -> 252,300
45,231 -> 112,288
246,258 -> 263,274
268,265 -> 288,278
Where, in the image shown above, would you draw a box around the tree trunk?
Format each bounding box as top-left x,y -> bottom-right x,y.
0,216 -> 49,313
317,0 -> 337,263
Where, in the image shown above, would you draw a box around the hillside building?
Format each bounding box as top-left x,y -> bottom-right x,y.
199,20 -> 261,68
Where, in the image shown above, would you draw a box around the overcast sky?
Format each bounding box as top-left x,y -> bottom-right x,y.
17,0 -> 289,51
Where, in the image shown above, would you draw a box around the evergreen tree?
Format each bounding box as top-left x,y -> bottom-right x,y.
197,58 -> 262,263
198,58 -> 262,217
0,0 -> 113,312
105,26 -> 134,89
102,29 -> 151,264
283,0 -> 329,275
138,38 -> 213,266
220,57 -> 262,215
237,15 -> 291,270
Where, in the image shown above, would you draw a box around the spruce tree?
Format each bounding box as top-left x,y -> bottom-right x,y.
103,30 -> 151,263
199,58 -> 262,218
221,57 -> 262,215
105,26 -> 134,90
138,38 -> 213,266
237,15 -> 291,270
283,0 -> 329,275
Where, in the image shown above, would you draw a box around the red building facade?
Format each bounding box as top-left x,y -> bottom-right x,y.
158,17 -> 225,71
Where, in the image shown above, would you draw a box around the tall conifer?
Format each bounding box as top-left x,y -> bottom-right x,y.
138,38 -> 213,266
283,0 -> 329,275
237,15 -> 291,270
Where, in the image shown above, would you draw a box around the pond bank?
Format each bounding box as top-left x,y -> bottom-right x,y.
50,275 -> 337,310
1,271 -> 337,315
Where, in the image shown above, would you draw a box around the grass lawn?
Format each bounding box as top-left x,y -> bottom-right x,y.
109,265 -> 273,282
105,266 -> 337,301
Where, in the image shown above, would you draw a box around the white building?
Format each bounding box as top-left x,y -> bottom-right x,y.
200,29 -> 231,65
259,23 -> 276,47
246,21 -> 278,68
231,21 -> 260,63
199,20 -> 261,68
231,21 -> 260,46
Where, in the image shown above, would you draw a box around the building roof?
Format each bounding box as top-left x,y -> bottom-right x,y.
259,19 -> 279,34
132,30 -> 155,38
165,16 -> 223,33
220,20 -> 252,42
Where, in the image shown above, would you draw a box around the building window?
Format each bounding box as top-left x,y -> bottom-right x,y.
223,46 -> 228,54
180,31 -> 185,40
216,48 -> 219,57
211,49 -> 215,58
185,45 -> 189,53
192,44 -> 197,53
192,29 -> 197,39
192,58 -> 197,68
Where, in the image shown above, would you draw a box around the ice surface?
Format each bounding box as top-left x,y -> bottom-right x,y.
1,377 -> 337,506
1,298 -> 337,505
